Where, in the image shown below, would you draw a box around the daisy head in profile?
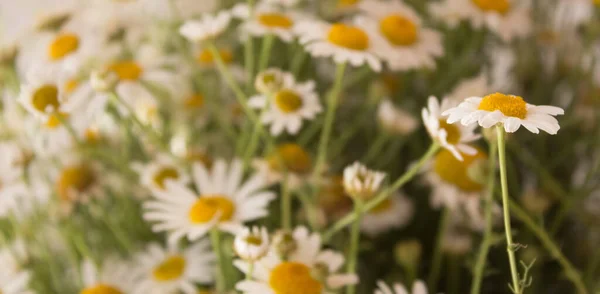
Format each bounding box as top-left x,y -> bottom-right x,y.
442,92 -> 564,134
142,158 -> 276,244
422,96 -> 481,161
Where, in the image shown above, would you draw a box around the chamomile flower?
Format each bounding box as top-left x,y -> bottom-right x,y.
357,0 -> 443,71
0,251 -> 33,294
361,192 -> 413,236
50,155 -> 106,212
234,226 -> 271,262
343,161 -> 386,200
295,19 -> 382,71
443,93 -> 565,134
377,99 -> 418,135
133,154 -> 190,193
143,159 -> 276,244
233,3 -> 307,43
253,143 -> 314,188
179,11 -> 232,43
79,258 -> 135,293
248,71 -> 322,135
234,226 -> 358,294
264,0 -> 302,7
375,280 -> 428,294
422,96 -> 481,161
429,0 -> 532,42
132,241 -> 215,294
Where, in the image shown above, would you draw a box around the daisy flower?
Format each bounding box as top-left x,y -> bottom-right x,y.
132,241 -> 215,294
234,226 -> 357,294
375,280 -> 428,294
429,0 -> 532,42
357,0 -> 444,71
248,71 -> 322,135
422,96 -> 481,161
361,192 -> 413,237
179,11 -> 232,43
133,154 -> 190,193
253,143 -> 314,188
0,245 -> 33,294
443,92 -> 565,134
295,19 -> 383,71
343,161 -> 386,200
232,3 -> 307,43
264,0 -> 301,7
143,159 -> 276,244
234,226 -> 271,262
79,258 -> 135,293
377,99 -> 418,135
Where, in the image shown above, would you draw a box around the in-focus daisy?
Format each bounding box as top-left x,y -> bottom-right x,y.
357,0 -> 443,71
343,161 -> 386,200
422,96 -> 481,160
79,258 -> 135,293
232,3 -> 307,43
248,71 -> 322,135
235,226 -> 357,294
253,143 -> 313,188
361,192 -> 413,236
375,280 -> 428,294
234,226 -> 270,262
143,159 -> 276,244
377,99 -> 418,135
133,154 -> 190,193
429,0 -> 532,42
295,19 -> 383,71
443,92 -> 565,134
133,241 -> 215,294
179,11 -> 232,43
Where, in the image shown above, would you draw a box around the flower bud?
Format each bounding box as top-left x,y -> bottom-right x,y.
90,70 -> 118,92
272,230 -> 297,258
234,226 -> 270,262
343,162 -> 386,201
255,68 -> 284,94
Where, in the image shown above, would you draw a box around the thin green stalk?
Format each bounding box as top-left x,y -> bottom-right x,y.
244,37 -> 255,91
346,199 -> 363,294
323,143 -> 440,242
243,117 -> 264,169
497,125 -> 521,294
296,189 -> 320,231
210,228 -> 227,293
247,262 -> 255,280
313,63 -> 346,179
290,47 -> 306,76
258,35 -> 275,73
427,207 -> 449,293
362,133 -> 390,164
281,175 -> 292,230
471,141 -> 498,294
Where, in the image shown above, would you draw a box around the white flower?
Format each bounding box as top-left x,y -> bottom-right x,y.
375,280 -> 428,294
377,99 -> 418,135
361,192 -> 413,236
132,241 -> 215,294
50,155 -> 107,213
295,19 -> 382,71
179,11 -> 232,42
422,96 -> 481,161
255,68 -> 285,94
263,0 -> 301,7
252,143 -> 314,189
232,3 -> 307,43
0,245 -> 33,294
143,159 -> 276,244
429,0 -> 532,42
343,162 -> 386,200
90,69 -> 119,92
248,71 -> 322,135
234,226 -> 358,294
80,258 -> 135,293
133,154 -> 190,193
356,0 -> 444,71
443,93 -> 565,134
234,226 -> 270,261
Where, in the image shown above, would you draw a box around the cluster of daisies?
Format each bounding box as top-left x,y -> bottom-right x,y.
1,0 -> 599,293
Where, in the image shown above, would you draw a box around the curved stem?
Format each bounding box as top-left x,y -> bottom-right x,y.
427,207 -> 449,293
346,199 -> 363,294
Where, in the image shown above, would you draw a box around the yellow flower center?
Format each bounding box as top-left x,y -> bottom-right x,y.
595,0 -> 600,6
45,112 -> 69,129
197,49 -> 233,65
245,235 -> 264,246
434,148 -> 486,192
269,262 -> 323,294
48,33 -> 79,60
187,151 -> 213,168
274,89 -> 303,113
33,85 -> 60,113
471,0 -> 510,14
189,196 -> 235,224
258,13 -> 294,28
152,167 -> 180,190
337,0 -> 361,8
477,93 -> 527,119
152,255 -> 186,281
379,14 -> 419,46
80,284 -> 123,294
327,23 -> 369,51
109,61 -> 143,81
56,165 -> 96,201
268,143 -> 312,175
85,128 -> 102,144
184,94 -> 205,109
369,198 -> 393,214
439,119 -> 461,144
65,79 -> 79,94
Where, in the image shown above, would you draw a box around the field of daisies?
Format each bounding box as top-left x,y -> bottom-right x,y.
0,0 -> 599,293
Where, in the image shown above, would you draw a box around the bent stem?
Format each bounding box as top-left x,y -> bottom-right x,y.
496,125 -> 521,294
427,207 -> 449,293
210,228 -> 227,293
471,140 -> 498,294
346,198 -> 363,294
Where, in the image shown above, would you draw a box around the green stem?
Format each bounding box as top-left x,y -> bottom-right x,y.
361,133 -> 390,164
258,35 -> 275,73
281,175 -> 292,230
296,189 -> 320,231
247,262 -> 255,280
346,199 -> 363,294
471,141 -> 498,294
448,255 -> 461,294
427,207 -> 450,293
313,63 -> 346,179
290,46 -> 306,77
497,125 -> 522,294
322,143 -> 440,242
210,228 -> 227,292
244,37 -> 255,92
243,117 -> 264,169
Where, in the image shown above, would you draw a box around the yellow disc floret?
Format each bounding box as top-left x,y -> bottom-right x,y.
189,196 -> 235,223
472,0 -> 510,14
258,13 -> 294,28
33,85 -> 60,113
268,143 -> 312,175
327,23 -> 369,51
434,148 -> 486,192
48,33 -> 79,60
369,198 -> 393,214
45,112 -> 69,129
152,255 -> 186,281
184,94 -> 205,109
197,49 -> 233,65
152,167 -> 180,190
478,93 -> 527,119
379,15 -> 418,46
269,262 -> 323,294
80,284 -> 123,294
438,120 -> 461,144
56,165 -> 96,201
109,61 -> 143,81
274,89 -> 303,113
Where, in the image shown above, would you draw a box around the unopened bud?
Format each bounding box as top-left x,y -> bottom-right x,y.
90,70 -> 118,92
255,68 -> 284,94
272,230 -> 297,258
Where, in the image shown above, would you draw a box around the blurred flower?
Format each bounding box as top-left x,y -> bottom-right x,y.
232,3 -> 307,43
375,280 -> 428,294
133,153 -> 190,193
343,161 -> 386,200
394,239 -> 422,270
255,68 -> 285,94
253,143 -> 313,188
377,99 -> 418,135
179,11 -> 232,43
361,192 -> 413,236
90,69 -> 118,92
79,258 -> 135,293
234,226 -> 270,262
0,244 -> 32,294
